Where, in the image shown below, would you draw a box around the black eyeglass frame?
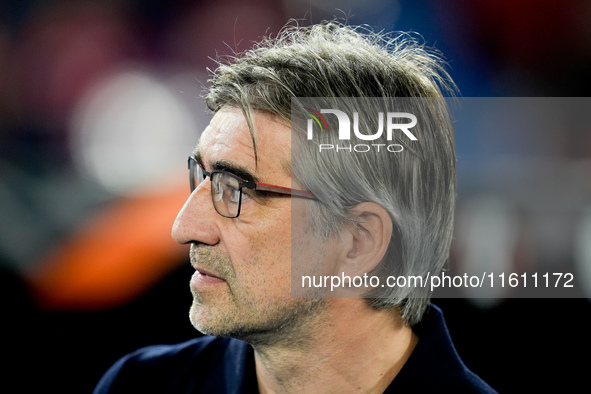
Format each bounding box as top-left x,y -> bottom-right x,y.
188,156 -> 316,218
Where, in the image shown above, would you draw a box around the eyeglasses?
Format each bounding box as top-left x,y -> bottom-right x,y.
188,156 -> 316,218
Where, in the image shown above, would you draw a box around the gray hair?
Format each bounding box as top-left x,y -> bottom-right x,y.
205,21 -> 457,326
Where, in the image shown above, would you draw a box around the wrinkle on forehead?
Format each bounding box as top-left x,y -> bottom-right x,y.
196,107 -> 256,169
196,107 -> 292,181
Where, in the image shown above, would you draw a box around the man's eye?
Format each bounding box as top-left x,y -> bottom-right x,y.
228,186 -> 242,204
240,189 -> 254,202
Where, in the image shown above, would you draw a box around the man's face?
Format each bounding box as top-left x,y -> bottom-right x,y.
172,107 -> 325,344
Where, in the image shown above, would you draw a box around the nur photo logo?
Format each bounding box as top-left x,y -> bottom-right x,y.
304,106 -> 418,153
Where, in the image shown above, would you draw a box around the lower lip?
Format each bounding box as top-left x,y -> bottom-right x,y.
190,270 -> 226,287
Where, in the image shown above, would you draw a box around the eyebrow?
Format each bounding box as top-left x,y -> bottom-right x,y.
193,149 -> 259,184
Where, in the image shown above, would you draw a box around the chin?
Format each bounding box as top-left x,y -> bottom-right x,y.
189,298 -> 327,348
188,302 -> 251,338
189,303 -> 224,336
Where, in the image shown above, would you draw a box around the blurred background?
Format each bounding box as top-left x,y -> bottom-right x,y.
1,0 -> 590,392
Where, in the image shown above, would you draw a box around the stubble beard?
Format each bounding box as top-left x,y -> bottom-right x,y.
188,245 -> 326,348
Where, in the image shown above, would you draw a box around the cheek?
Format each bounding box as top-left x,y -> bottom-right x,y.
220,215 -> 293,276
256,224 -> 294,291
246,219 -> 293,270
234,202 -> 293,255
218,200 -> 296,292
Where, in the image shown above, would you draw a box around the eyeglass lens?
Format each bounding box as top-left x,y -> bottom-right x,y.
214,173 -> 242,217
189,158 -> 242,218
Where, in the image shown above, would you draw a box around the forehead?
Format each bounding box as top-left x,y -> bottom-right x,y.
196,107 -> 291,179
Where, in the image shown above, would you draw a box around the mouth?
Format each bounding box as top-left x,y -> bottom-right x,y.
190,266 -> 227,288
189,245 -> 229,287
194,268 -> 225,281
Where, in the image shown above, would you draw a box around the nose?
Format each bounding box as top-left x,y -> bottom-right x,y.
171,184 -> 220,246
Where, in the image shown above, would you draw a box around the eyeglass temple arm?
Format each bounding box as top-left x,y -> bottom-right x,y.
255,183 -> 317,200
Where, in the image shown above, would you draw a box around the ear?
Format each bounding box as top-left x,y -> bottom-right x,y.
338,202 -> 393,278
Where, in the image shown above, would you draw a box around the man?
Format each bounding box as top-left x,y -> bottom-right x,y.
94,22 -> 496,393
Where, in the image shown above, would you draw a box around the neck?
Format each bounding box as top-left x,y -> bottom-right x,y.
253,299 -> 418,393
